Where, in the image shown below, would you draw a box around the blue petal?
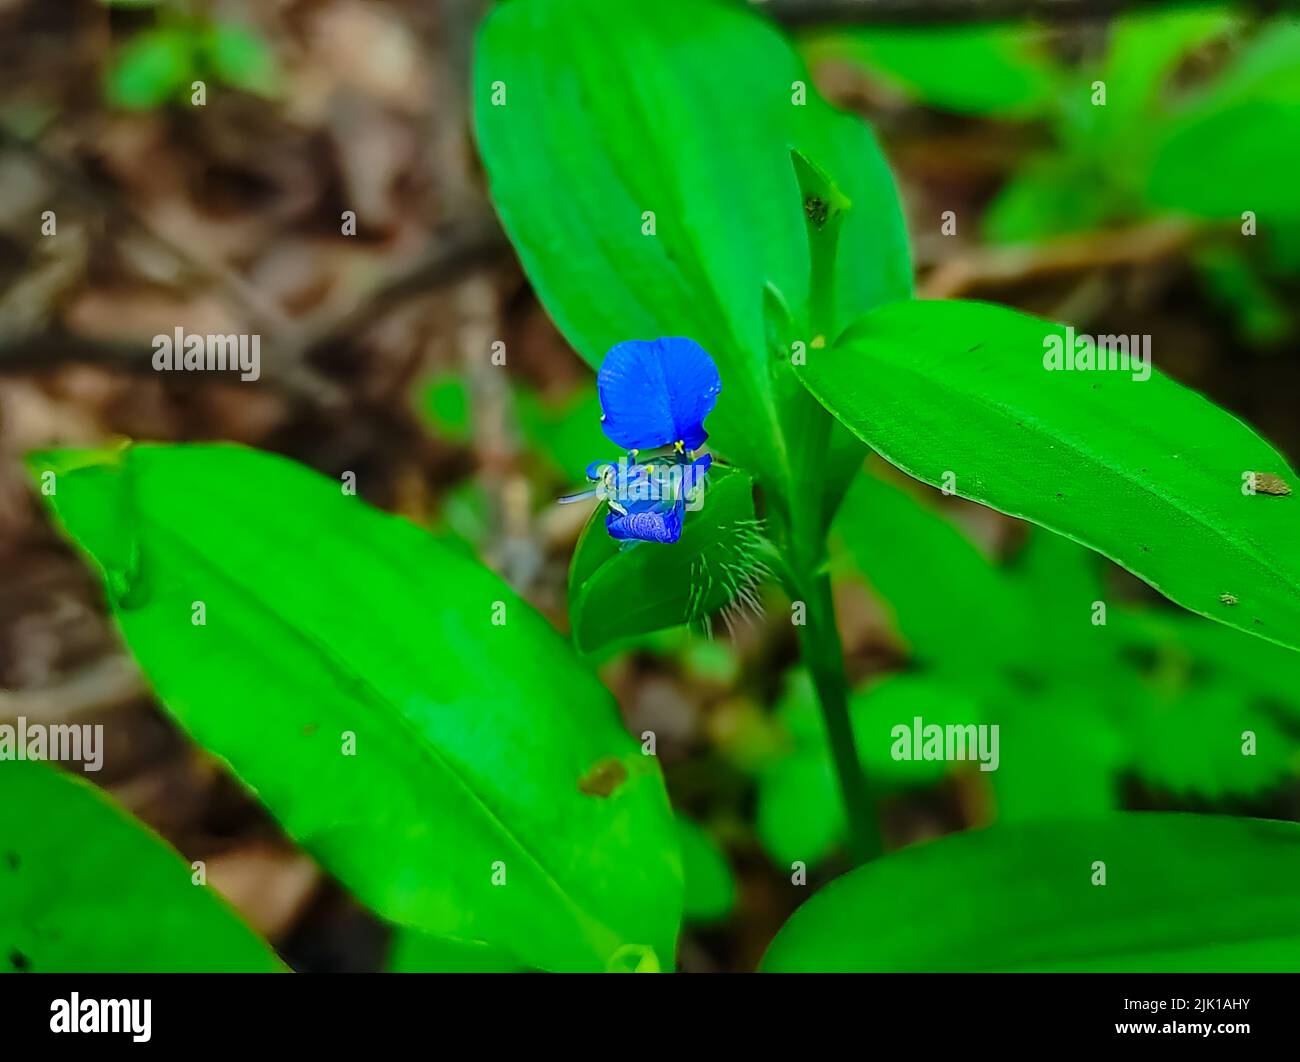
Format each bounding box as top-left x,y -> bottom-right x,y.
606,498 -> 684,543
684,453 -> 712,493
597,337 -> 721,451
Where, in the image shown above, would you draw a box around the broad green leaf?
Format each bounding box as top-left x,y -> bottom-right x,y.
677,817 -> 736,924
568,467 -> 768,654
0,761 -> 281,972
799,299 -> 1300,653
107,27 -> 194,110
834,466 -> 1032,681
474,0 -> 910,497
31,443 -> 681,973
388,931 -> 526,973
763,814 -> 1300,971
801,24 -> 1058,118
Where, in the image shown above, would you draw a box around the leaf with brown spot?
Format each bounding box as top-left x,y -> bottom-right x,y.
1252,473 -> 1292,497
578,757 -> 628,798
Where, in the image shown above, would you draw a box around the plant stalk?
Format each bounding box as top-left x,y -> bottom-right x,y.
792,562 -> 882,865
783,149 -> 880,864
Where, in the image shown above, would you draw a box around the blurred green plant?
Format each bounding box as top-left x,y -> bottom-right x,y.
107,15 -> 278,109
839,467 -> 1300,819
676,815 -> 737,924
805,11 -> 1300,342
802,22 -> 1060,118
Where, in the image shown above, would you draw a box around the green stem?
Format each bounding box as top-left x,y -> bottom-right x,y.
791,560 -> 882,865
781,150 -> 879,863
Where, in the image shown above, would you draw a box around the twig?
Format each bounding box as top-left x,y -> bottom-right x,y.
919,218 -> 1201,298
0,125 -> 508,406
292,217 -> 508,360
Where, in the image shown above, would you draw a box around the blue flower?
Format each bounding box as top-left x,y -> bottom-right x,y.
597,337 -> 721,452
560,338 -> 722,545
605,454 -> 712,543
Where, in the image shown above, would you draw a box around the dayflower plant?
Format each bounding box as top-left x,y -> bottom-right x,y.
562,337 -> 722,544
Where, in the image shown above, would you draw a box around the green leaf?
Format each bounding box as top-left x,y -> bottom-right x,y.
799,299 -> 1300,653
1116,606 -> 1300,713
1078,8 -> 1236,152
474,0 -> 910,497
851,675 -> 986,787
757,671 -> 979,867
1125,680 -> 1298,798
202,23 -> 279,96
106,27 -> 195,110
983,156 -> 1109,244
512,384 -> 609,481
31,443 -> 681,973
420,373 -> 472,444
984,8 -> 1236,242
989,687 -> 1125,821
1005,528 -> 1110,675
763,814 -> 1300,971
801,24 -> 1058,118
757,747 -> 843,870
677,817 -> 736,924
981,532 -> 1123,819
1194,246 -> 1291,347
0,762 -> 281,972
1149,23 -> 1300,223
1111,607 -> 1300,797
834,466 -> 1031,681
388,931 -> 527,973
568,467 -> 768,654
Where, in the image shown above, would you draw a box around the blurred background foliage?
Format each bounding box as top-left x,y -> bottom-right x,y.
0,0 -> 1297,971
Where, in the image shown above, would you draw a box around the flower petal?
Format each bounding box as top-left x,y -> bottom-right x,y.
605,498 -> 685,543
597,337 -> 721,451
